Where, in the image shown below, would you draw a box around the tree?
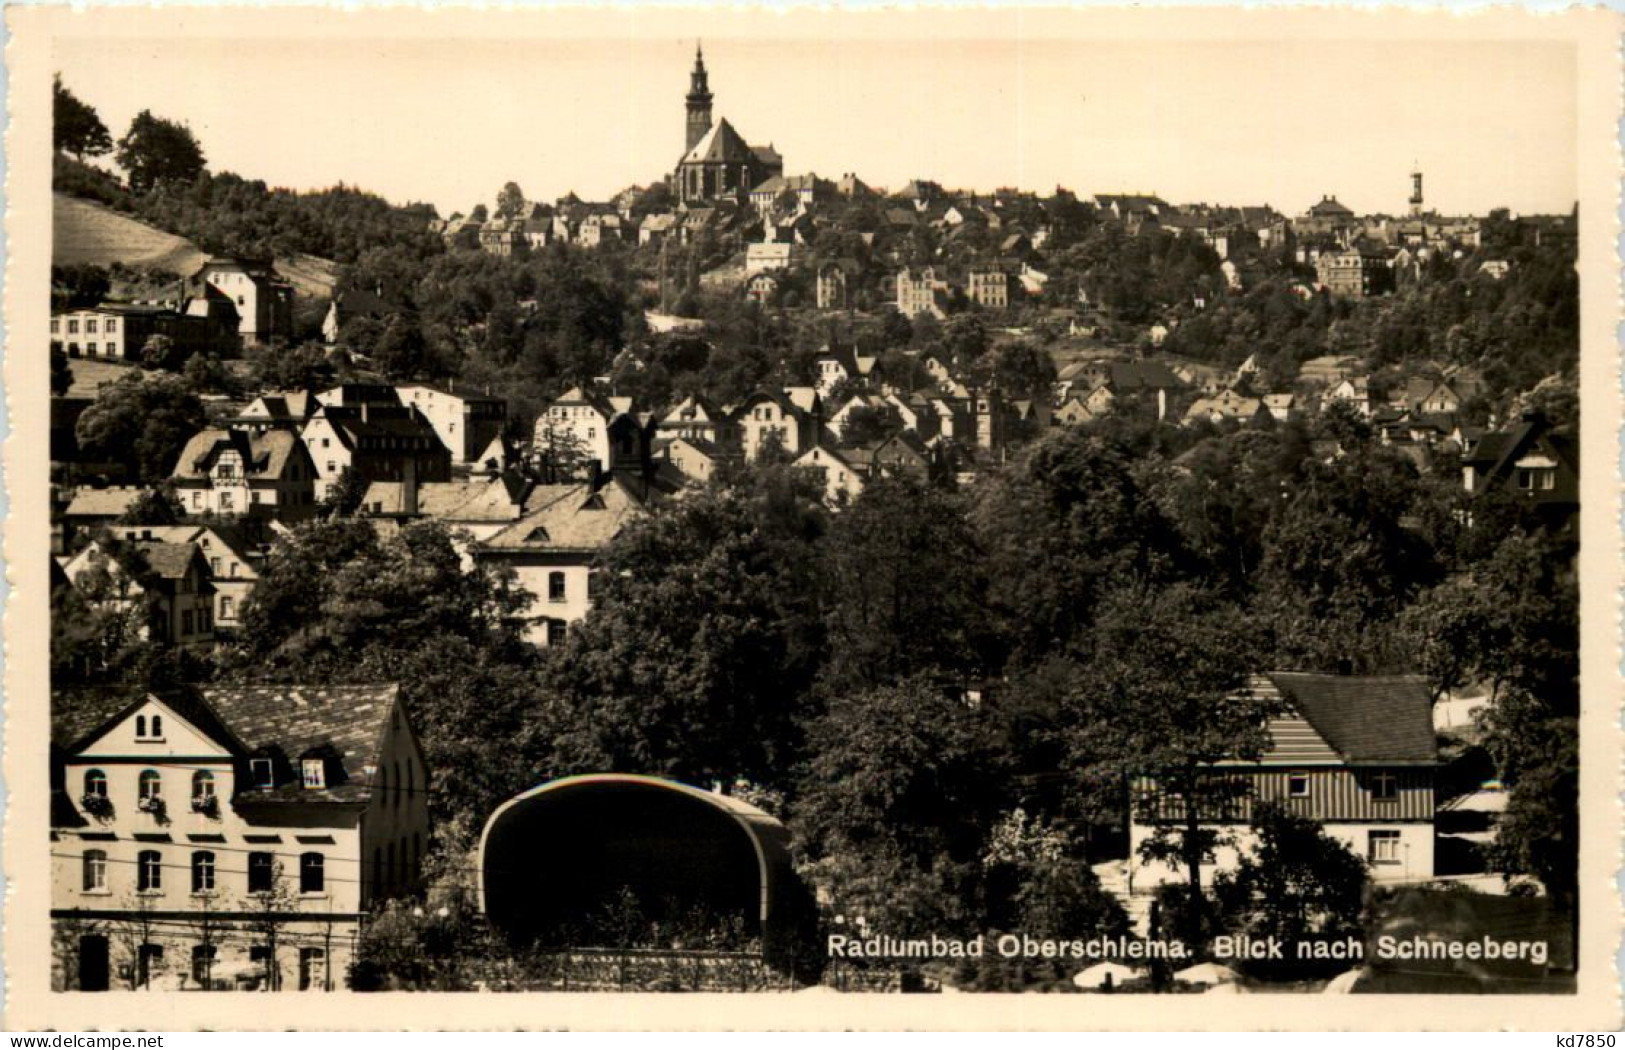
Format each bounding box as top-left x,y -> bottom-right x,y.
52,346 -> 74,396
495,182 -> 526,220
140,334 -> 179,371
116,110 -> 207,195
181,351 -> 237,396
529,420 -> 592,484
247,341 -> 334,392
970,428 -> 1189,665
837,404 -> 899,446
114,486 -> 184,526
469,204 -> 489,223
1063,583 -> 1273,947
992,339 -> 1058,402
541,473 -> 827,790
793,676 -> 1013,939
373,314 -> 430,379
1481,691 -> 1577,906
74,373 -> 207,483
241,862 -> 299,991
53,75 -> 112,161
820,475 -> 990,689
320,467 -> 369,519
1211,803 -> 1368,978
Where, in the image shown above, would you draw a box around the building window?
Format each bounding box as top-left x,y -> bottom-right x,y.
250,758 -> 274,788
546,620 -> 567,647
1287,771 -> 1310,798
137,850 -> 162,892
82,850 -> 108,893
393,762 -> 402,809
1371,773 -> 1398,801
68,319 -> 79,334
192,770 -> 215,803
138,769 -> 162,801
1368,830 -> 1402,865
106,319 -> 117,333
182,610 -> 195,636
219,492 -> 234,512
211,557 -> 221,574
86,319 -> 98,334
192,851 -> 216,894
192,945 -> 217,985
302,758 -> 325,790
83,768 -> 107,798
299,947 -> 326,991
137,944 -> 164,987
192,492 -> 203,509
248,852 -> 275,893
548,571 -> 566,603
300,852 -> 325,894
221,596 -> 234,621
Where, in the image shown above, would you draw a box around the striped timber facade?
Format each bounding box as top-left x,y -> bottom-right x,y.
1127,673 -> 1438,894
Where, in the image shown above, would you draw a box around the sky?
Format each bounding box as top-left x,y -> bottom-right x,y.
50,17 -> 1578,219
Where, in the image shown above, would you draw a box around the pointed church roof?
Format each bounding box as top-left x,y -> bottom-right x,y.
681,117 -> 756,165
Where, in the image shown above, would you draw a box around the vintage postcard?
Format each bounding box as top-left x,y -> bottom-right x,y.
4,4 -> 1620,1032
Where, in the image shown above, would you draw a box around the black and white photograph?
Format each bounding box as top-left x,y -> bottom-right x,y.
7,3 -> 1620,1031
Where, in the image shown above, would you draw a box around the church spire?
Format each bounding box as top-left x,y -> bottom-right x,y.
685,40 -> 714,153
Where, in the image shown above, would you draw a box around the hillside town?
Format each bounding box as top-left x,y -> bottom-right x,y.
47,47 -> 1580,995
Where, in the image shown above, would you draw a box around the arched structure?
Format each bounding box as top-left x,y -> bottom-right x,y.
478,774 -> 811,966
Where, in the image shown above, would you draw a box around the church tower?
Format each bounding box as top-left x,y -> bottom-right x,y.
685,43 -> 714,152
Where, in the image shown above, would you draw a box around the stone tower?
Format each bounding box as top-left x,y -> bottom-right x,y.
1409,165 -> 1424,218
685,43 -> 714,153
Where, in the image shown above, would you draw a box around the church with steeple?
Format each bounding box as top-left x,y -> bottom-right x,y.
671,45 -> 783,203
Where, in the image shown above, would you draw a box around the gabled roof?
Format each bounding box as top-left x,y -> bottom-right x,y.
360,478 -> 527,521
1461,416 -> 1579,503
1263,672 -> 1436,765
659,395 -> 727,428
1104,361 -> 1186,393
171,428 -> 305,482
64,487 -> 144,519
312,406 -> 446,451
202,684 -> 404,804
479,478 -> 647,553
681,118 -> 757,165
1306,196 -> 1356,218
53,684 -> 243,756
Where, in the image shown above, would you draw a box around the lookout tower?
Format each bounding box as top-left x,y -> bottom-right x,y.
1409,165 -> 1424,218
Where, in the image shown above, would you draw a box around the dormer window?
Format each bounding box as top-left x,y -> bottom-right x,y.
302,759 -> 326,790
251,758 -> 275,789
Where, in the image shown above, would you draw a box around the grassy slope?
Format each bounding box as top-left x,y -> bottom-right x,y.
52,193 -> 337,300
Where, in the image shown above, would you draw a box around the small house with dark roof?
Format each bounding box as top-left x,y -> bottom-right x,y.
1460,413 -> 1579,530
1128,672 -> 1438,896
170,428 -> 319,522
50,683 -> 426,991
